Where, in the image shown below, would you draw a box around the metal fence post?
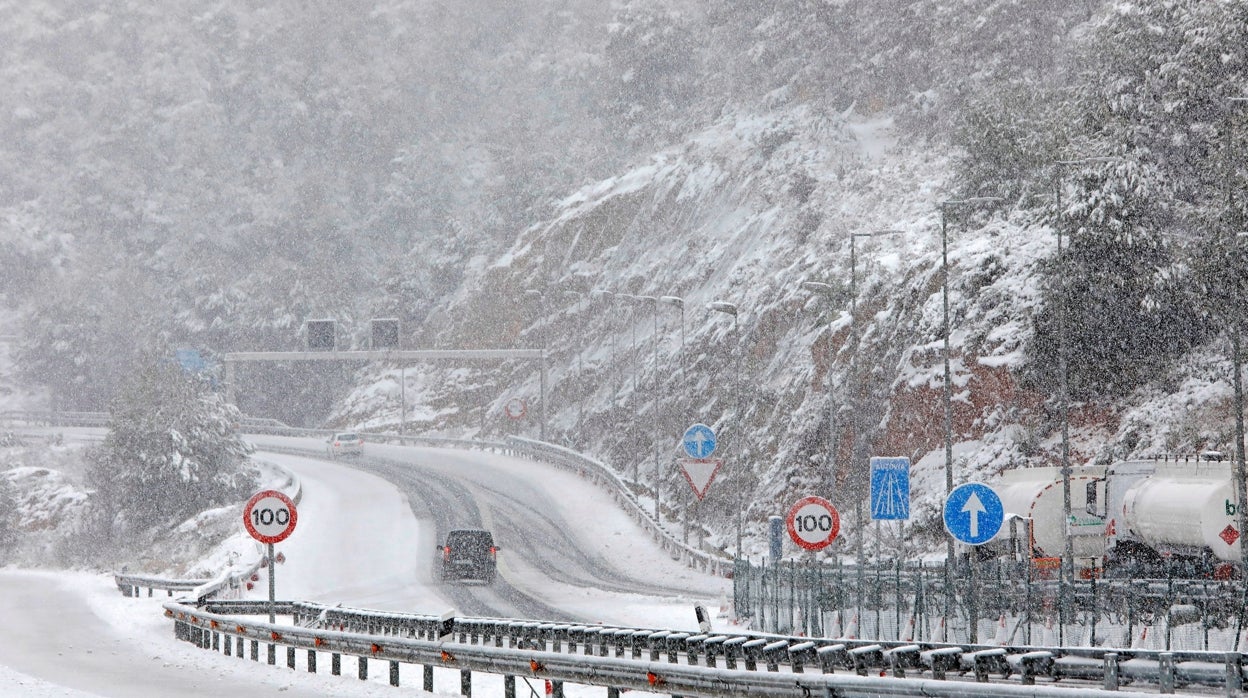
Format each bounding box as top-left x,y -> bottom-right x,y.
1104,651 -> 1118,691
359,656 -> 368,681
1159,652 -> 1175,694
1226,651 -> 1242,696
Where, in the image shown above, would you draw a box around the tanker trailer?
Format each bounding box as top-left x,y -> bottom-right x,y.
991,464 -> 1108,575
1107,460 -> 1242,576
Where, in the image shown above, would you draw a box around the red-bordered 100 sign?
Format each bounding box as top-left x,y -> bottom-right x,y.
785,495 -> 840,551
243,489 -> 298,544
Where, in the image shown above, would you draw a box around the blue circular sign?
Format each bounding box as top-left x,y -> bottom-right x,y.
943,482 -> 1004,546
682,423 -> 716,459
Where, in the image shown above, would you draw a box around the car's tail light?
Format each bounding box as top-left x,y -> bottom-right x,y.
489,546 -> 498,557
442,547 -> 451,561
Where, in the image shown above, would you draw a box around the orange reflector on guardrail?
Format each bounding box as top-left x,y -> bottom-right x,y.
530,660 -> 544,672
647,672 -> 663,687
271,631 -> 282,641
315,637 -> 325,647
371,643 -> 382,654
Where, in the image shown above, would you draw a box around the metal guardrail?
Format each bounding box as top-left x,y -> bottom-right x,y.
500,436 -> 732,577
164,598 -> 1209,697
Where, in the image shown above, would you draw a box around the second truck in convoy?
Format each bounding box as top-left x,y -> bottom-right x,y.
988,454 -> 1244,578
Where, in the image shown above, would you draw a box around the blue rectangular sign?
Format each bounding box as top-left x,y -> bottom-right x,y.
870,456 -> 910,521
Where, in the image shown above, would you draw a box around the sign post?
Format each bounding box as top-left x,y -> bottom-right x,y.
243,490 -> 298,624
785,496 -> 840,552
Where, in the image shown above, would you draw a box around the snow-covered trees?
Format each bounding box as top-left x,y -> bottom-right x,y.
87,359 -> 252,533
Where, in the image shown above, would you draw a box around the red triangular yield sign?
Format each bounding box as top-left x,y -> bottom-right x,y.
679,458 -> 722,500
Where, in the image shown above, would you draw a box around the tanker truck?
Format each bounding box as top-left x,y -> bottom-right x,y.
990,464 -> 1109,576
1097,459 -> 1242,577
988,457 -> 1244,578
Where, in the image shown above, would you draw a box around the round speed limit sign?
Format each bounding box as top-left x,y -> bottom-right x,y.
786,496 -> 840,551
243,490 -> 298,544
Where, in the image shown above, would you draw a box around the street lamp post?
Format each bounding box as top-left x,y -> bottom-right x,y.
1052,158 -> 1115,644
799,280 -> 840,504
523,288 -> 548,441
710,300 -> 743,555
562,291 -> 587,444
1224,98 -> 1248,578
661,295 -> 688,541
624,294 -> 663,521
939,198 -> 998,643
591,290 -> 619,400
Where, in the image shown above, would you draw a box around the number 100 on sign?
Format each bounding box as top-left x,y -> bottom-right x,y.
786,496 -> 840,551
243,489 -> 298,544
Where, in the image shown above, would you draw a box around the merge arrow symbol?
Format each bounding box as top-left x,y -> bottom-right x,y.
962,491 -> 985,538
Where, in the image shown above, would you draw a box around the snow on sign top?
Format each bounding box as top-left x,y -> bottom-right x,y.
244,489 -> 298,544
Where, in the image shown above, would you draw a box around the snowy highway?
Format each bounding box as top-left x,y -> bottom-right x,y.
0,437 -> 730,696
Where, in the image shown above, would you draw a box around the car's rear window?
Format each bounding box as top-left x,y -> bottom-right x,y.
447,530 -> 493,546
337,433 -> 359,441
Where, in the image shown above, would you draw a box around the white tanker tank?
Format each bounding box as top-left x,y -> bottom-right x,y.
1105,460 -> 1244,564
992,465 -> 1108,571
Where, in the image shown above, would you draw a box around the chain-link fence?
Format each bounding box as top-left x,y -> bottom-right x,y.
733,557 -> 1248,650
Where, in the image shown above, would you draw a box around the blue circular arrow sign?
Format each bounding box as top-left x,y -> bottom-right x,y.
943,482 -> 1004,546
682,423 -> 717,459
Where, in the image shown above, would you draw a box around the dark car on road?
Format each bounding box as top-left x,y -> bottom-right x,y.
438,529 -> 498,583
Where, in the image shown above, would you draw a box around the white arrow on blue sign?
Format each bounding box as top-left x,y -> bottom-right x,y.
943,482 -> 1004,546
682,423 -> 716,459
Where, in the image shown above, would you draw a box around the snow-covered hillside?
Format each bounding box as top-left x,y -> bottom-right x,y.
331,90 -> 1248,560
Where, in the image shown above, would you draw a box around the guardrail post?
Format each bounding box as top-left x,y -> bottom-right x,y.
359,656 -> 368,680
268,643 -> 276,665
504,675 -> 516,698
424,664 -> 434,692
723,637 -> 747,669
460,667 -> 472,697
308,649 -> 316,673
1160,652 -> 1175,694
1104,651 -> 1119,691
236,637 -> 244,658
251,639 -> 259,662
607,687 -> 620,698
763,641 -> 789,672
287,646 -> 296,669
223,635 -> 231,656
332,652 -> 341,675
1227,651 -> 1243,696
390,660 -> 400,686
551,679 -> 564,698
816,644 -> 847,674
211,631 -> 219,651
742,638 -> 767,671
